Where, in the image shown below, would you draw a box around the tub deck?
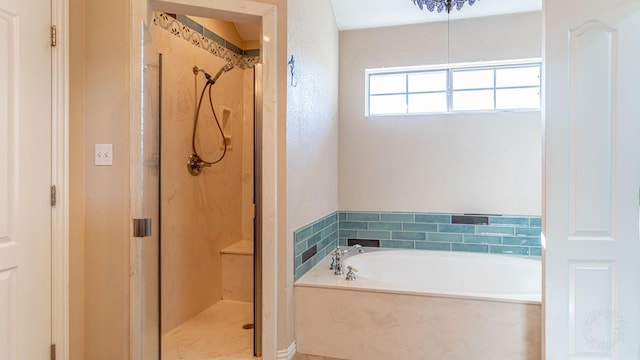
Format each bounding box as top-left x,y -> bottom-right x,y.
294,249 -> 541,360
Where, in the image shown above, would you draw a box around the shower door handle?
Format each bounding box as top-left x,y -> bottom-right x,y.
133,218 -> 152,237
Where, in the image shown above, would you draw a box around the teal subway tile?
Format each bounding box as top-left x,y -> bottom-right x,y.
294,225 -> 313,244
380,213 -> 415,222
356,230 -> 391,240
489,216 -> 529,226
516,227 -> 542,237
489,245 -> 530,256
295,261 -> 314,281
323,212 -> 338,225
369,222 -> 402,231
339,221 -> 368,230
438,224 -> 475,234
307,233 -> 322,247
451,243 -> 489,253
339,229 -> 357,238
529,217 -> 542,227
325,239 -> 338,253
463,234 -> 502,245
295,254 -> 302,268
321,223 -> 338,238
530,247 -> 542,256
503,236 -> 541,247
415,214 -> 451,224
312,220 -> 325,233
415,241 -> 451,251
294,241 -> 308,256
318,231 -> 338,251
427,232 -> 463,242
402,223 -> 438,232
338,238 -> 347,246
338,212 -> 347,221
380,240 -> 415,249
475,225 -> 515,236
329,212 -> 339,223
391,231 -> 426,241
346,212 -> 380,221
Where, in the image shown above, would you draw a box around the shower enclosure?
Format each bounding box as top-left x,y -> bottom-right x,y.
151,12 -> 261,359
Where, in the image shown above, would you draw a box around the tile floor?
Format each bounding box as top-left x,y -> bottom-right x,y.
162,300 -> 343,360
162,300 -> 255,360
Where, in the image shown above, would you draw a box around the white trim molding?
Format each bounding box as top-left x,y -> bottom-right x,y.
276,341 -> 297,360
52,0 -> 70,357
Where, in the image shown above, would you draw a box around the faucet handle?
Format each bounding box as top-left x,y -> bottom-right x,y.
345,266 -> 358,281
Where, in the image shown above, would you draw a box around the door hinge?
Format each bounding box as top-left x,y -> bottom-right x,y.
51,185 -> 57,207
51,25 -> 57,47
50,344 -> 56,360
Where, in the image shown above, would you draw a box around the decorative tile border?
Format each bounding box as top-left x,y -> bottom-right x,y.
294,211 -> 542,280
153,12 -> 260,69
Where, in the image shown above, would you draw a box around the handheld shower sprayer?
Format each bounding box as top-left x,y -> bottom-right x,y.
188,62 -> 235,176
210,63 -> 234,84
192,63 -> 234,85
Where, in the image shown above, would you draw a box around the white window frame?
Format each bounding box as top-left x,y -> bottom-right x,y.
365,58 -> 542,116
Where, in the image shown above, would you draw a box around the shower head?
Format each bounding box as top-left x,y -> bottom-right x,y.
209,63 -> 234,84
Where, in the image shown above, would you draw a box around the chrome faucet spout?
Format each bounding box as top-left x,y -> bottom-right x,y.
340,244 -> 365,256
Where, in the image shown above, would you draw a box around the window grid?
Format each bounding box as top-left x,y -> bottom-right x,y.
367,63 -> 541,116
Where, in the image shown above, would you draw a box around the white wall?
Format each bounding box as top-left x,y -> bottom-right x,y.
339,12 -> 542,216
285,0 -> 339,348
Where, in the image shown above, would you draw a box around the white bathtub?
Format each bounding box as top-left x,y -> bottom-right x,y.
294,249 -> 541,359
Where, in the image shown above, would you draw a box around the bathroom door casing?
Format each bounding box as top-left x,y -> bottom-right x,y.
544,0 -> 640,358
0,0 -> 53,357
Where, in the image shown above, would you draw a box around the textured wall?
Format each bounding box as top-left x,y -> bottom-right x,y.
339,12 -> 542,216
152,20 -> 251,334
81,0 -> 132,357
286,0 -> 340,349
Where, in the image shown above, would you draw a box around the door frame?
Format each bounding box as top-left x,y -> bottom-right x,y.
52,0 -> 70,358
131,0 -> 279,358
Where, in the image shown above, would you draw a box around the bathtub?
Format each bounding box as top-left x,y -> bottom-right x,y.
294,249 -> 541,360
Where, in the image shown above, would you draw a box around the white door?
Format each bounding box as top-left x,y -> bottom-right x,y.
544,0 -> 640,358
0,0 -> 52,358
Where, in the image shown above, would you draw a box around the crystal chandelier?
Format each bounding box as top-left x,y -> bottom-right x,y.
412,0 -> 478,13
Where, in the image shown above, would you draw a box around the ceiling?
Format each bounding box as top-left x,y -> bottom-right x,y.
330,0 -> 542,30
227,0 -> 542,42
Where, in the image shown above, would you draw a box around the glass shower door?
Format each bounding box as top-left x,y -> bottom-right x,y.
131,22 -> 161,360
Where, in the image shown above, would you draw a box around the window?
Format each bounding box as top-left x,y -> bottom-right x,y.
366,61 -> 541,116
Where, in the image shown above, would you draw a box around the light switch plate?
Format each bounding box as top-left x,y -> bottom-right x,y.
95,144 -> 113,166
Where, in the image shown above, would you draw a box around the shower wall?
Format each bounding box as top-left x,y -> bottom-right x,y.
152,18 -> 255,334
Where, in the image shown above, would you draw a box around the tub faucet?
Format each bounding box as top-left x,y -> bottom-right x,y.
330,247 -> 344,275
329,245 -> 364,275
339,244 -> 365,256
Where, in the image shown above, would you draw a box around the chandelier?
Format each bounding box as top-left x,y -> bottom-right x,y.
412,0 -> 478,13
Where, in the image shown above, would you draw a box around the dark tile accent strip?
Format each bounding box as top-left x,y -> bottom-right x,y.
452,215 -> 489,225
348,239 -> 380,247
301,244 -> 317,263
